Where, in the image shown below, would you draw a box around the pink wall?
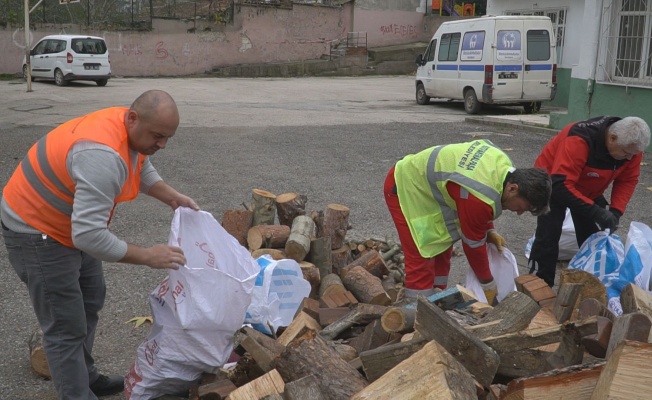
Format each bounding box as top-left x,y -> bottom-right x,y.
354,9 -> 429,47
0,3 -> 351,76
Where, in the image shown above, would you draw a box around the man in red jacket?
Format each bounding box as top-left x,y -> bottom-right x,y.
528,116 -> 650,287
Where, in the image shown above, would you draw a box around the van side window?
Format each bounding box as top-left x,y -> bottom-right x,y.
33,41 -> 47,55
425,39 -> 437,62
527,30 -> 551,61
438,33 -> 461,62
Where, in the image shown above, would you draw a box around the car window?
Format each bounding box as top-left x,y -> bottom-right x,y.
425,39 -> 437,62
71,38 -> 108,55
33,40 -> 48,55
54,40 -> 66,53
45,40 -> 59,54
527,30 -> 551,61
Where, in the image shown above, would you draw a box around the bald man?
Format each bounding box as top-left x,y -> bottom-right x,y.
1,90 -> 198,399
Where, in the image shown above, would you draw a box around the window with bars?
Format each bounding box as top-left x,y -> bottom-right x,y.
504,8 -> 566,64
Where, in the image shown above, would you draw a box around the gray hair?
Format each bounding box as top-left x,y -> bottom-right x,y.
609,116 -> 651,151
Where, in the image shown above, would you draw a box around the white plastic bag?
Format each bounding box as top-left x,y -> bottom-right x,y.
244,255 -> 312,335
525,208 -> 579,261
125,208 -> 260,400
465,243 -> 519,303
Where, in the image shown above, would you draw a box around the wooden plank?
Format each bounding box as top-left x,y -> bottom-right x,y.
559,269 -> 607,321
359,337 -> 428,382
277,311 -> 322,347
502,362 -> 605,400
318,307 -> 351,327
553,282 -> 583,323
591,341 -> 652,400
226,369 -> 285,400
415,297 -> 499,388
469,291 -> 540,339
620,283 -> 652,319
351,341 -> 477,400
605,312 -> 652,358
293,297 -> 320,321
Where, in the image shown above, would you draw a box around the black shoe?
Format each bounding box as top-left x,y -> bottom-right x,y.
90,374 -> 124,397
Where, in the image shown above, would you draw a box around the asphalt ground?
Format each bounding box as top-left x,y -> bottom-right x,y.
1,76 -> 651,399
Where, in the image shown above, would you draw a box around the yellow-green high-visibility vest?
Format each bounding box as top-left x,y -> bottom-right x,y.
394,139 -> 514,258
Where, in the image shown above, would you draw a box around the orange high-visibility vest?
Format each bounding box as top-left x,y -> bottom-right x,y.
3,107 -> 145,247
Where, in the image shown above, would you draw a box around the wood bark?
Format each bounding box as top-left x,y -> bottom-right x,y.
319,273 -> 346,298
581,316 -> 613,359
29,329 -> 50,379
339,250 -> 389,280
502,362 -> 605,400
319,303 -> 388,341
469,291 -> 540,340
592,341 -> 652,400
620,283 -> 652,319
307,236 -> 332,280
415,297 -> 500,388
605,312 -> 652,358
273,329 -> 368,400
197,379 -> 238,399
283,375 -> 327,400
246,224 -> 290,251
298,261 -> 320,299
227,369 -> 285,400
359,337 -> 428,382
285,215 -> 314,262
234,326 -> 285,372
251,248 -> 286,260
251,189 -> 277,226
275,192 -> 307,227
321,203 -> 350,249
553,282 -> 583,323
341,265 -> 391,306
351,341 -> 477,400
347,319 -> 397,354
221,209 -> 253,247
331,244 -> 353,275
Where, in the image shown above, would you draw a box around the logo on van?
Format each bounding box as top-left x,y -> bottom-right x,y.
497,30 -> 522,61
461,31 -> 485,61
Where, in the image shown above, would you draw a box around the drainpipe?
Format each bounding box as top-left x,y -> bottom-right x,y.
587,0 -> 605,110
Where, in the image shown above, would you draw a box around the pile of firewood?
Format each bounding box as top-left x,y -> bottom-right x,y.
180,188 -> 652,400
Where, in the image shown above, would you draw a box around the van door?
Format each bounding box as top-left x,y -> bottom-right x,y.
30,40 -> 49,78
494,20 -> 524,101
434,32 -> 461,99
522,22 -> 555,100
458,30 -> 486,100
417,39 -> 438,96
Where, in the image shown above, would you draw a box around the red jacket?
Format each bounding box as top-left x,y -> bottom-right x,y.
534,116 -> 641,215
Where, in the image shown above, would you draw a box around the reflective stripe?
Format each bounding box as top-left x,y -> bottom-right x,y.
36,136 -> 74,198
461,232 -> 486,248
20,158 -> 73,216
460,187 -> 469,199
434,276 -> 449,285
426,146 -> 460,242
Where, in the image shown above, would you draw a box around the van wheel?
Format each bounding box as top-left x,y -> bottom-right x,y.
416,83 -> 430,105
96,79 -> 108,87
23,65 -> 34,82
523,101 -> 542,114
464,89 -> 481,114
54,69 -> 68,86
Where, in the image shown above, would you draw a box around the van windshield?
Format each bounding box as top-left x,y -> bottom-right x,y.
71,38 -> 107,55
527,30 -> 550,61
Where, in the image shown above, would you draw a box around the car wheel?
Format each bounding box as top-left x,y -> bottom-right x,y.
54,69 -> 68,86
416,83 -> 431,105
23,65 -> 35,82
523,101 -> 542,114
464,89 -> 481,114
96,79 -> 108,87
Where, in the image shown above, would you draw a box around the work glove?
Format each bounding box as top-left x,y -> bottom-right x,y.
608,208 -> 622,233
487,230 -> 506,253
589,205 -> 619,233
480,279 -> 498,306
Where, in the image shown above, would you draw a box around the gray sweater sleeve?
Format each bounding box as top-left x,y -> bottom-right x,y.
68,142 -> 130,262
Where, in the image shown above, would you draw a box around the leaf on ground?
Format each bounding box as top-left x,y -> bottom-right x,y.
503,148 -> 513,151
641,162 -> 648,166
126,316 -> 153,328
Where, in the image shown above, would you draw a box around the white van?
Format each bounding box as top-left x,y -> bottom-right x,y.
415,16 -> 556,114
22,34 -> 111,87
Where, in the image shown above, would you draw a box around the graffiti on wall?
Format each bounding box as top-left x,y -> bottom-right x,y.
379,24 -> 418,37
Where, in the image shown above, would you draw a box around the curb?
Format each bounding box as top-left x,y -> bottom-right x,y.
465,116 -> 559,136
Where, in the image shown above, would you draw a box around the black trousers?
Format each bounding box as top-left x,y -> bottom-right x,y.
528,198 -> 606,287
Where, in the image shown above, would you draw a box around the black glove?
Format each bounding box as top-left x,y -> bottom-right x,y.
589,206 -> 619,233
609,208 -> 622,232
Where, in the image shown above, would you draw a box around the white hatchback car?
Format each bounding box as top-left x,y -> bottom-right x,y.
22,34 -> 111,86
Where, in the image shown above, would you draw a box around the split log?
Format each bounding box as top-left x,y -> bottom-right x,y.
579,298 -> 616,322
251,248 -> 286,260
468,291 -> 540,339
234,326 -> 285,372
620,283 -> 652,319
246,225 -> 290,251
517,275 -> 557,309
482,316 -> 598,355
221,209 -> 253,247
318,307 -> 352,327
553,282 -> 583,323
415,296 -> 499,388
285,215 -> 314,262
381,307 -> 416,334
283,375 -> 327,400
502,362 -> 605,400
591,341 -> 652,399
275,192 -> 307,227
347,319 -> 397,354
581,316 -> 613,359
197,378 -> 238,400
381,274 -> 399,304
298,261 -> 320,299
319,273 -> 346,299
319,303 -> 388,341
321,203 -> 350,249
351,341 -> 477,400
29,329 -> 50,379
277,311 -> 322,347
605,312 -> 652,358
227,369 -> 285,400
496,348 -> 553,379
546,321 -> 584,369
340,250 -> 389,280
359,337 -> 428,382
559,269 -> 607,321
331,245 -> 353,274
307,236 -> 332,279
341,265 -> 391,306
273,329 -> 368,400
294,297 -> 320,321
251,189 -> 277,226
